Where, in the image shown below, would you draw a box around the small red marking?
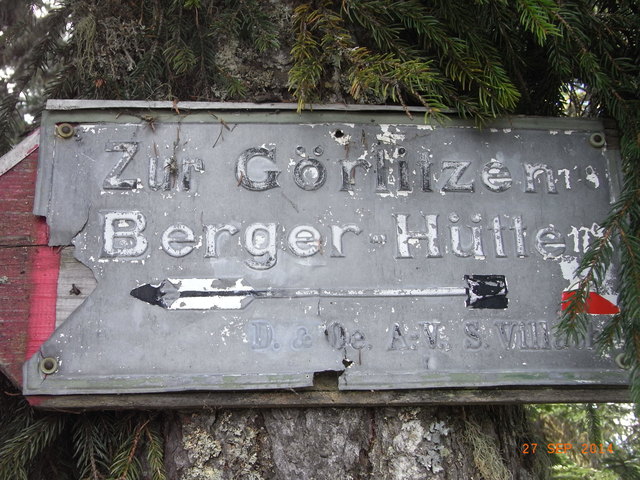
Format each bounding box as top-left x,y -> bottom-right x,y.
25,395 -> 45,407
25,219 -> 60,359
561,291 -> 620,315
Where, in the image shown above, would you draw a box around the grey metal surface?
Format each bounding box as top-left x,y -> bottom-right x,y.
24,103 -> 627,395
46,99 -> 431,112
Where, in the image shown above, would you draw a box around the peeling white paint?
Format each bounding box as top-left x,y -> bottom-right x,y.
558,168 -> 571,189
585,166 -> 600,188
558,254 -> 581,288
376,124 -> 405,144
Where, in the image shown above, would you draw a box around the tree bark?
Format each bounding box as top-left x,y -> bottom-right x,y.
164,405 -> 547,479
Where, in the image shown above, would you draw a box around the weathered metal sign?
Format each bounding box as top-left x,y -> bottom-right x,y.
25,101 -> 627,396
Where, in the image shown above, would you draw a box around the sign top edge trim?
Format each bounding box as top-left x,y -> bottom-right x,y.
46,100 -> 432,112
44,100 -> 608,130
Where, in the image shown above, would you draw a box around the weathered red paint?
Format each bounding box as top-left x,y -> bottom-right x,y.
0,150 -> 60,388
561,291 -> 620,315
26,218 -> 60,359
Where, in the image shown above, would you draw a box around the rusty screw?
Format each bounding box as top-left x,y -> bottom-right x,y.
56,123 -> 75,139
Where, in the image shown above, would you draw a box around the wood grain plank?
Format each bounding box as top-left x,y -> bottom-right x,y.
56,247 -> 96,328
0,152 -> 41,386
27,386 -> 630,411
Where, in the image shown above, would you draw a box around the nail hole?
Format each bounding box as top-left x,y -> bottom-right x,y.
334,129 -> 344,138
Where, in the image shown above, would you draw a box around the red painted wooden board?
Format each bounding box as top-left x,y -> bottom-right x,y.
0,151 -> 59,387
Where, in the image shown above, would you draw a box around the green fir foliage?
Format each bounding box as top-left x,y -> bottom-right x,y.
532,403 -> 640,479
0,376 -> 166,480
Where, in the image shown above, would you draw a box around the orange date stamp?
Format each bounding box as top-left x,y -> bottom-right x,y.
521,443 -> 614,454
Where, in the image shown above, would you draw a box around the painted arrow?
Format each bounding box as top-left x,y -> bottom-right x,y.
130,274 -> 508,310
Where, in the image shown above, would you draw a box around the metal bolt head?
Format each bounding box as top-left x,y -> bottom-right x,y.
615,353 -> 630,370
39,356 -> 59,375
589,132 -> 606,148
56,123 -> 75,139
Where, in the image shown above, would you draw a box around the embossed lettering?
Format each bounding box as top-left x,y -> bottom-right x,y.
397,151 -> 411,192
102,211 -> 148,257
417,154 -> 432,192
236,146 -> 280,191
535,226 -> 566,258
249,321 -> 276,350
510,215 -> 527,257
103,142 -> 139,190
523,163 -> 558,194
148,154 -> 172,191
568,223 -> 603,253
496,321 -> 554,351
181,158 -> 204,191
326,322 -> 347,349
448,213 -> 484,258
293,158 -> 326,191
161,224 -> 195,257
325,323 -> 368,351
389,323 -> 410,350
339,158 -> 371,191
376,150 -> 390,193
496,321 -> 524,350
481,160 -> 512,192
331,224 -> 362,257
491,216 -> 507,257
245,223 -> 277,269
554,326 -> 594,350
394,213 -> 441,258
350,330 -> 367,350
464,322 -> 483,350
441,161 -> 474,192
288,225 -> 321,257
418,322 -> 450,350
203,224 -> 239,258
291,327 -> 313,350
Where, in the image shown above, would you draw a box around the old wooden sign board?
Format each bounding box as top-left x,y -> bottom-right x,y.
22,100 -> 628,406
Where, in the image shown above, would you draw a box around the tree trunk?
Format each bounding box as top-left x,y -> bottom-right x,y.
163,405 -> 546,479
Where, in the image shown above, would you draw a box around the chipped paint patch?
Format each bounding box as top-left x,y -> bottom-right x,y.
558,255 -> 580,287
377,124 -> 406,144
330,128 -> 351,146
585,166 -> 600,188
